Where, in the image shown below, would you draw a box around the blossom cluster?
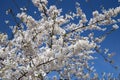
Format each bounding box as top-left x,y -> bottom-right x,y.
0,0 -> 120,79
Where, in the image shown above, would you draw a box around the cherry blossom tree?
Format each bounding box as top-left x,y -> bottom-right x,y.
0,0 -> 120,79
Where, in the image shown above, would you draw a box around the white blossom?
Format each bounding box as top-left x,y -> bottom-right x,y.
112,24 -> 119,29
0,0 -> 119,80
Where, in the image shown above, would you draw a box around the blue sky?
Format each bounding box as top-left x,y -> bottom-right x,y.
0,0 -> 120,78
